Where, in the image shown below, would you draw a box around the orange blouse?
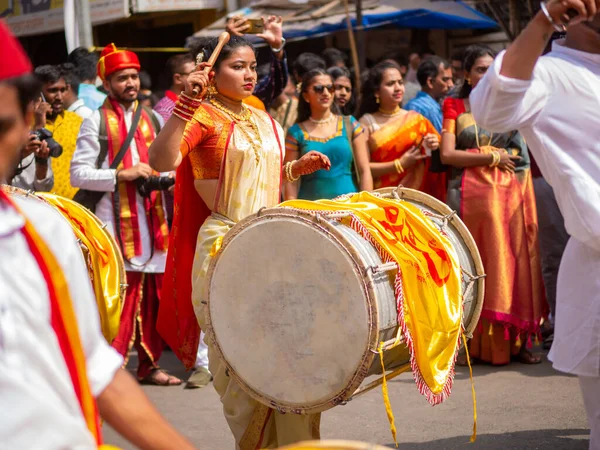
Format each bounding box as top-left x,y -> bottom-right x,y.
180,104 -> 234,180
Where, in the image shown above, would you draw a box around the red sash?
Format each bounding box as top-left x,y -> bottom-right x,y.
0,190 -> 103,445
101,97 -> 169,259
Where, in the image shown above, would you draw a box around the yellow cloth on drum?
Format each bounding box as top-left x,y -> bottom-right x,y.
37,193 -> 123,344
282,192 -> 463,402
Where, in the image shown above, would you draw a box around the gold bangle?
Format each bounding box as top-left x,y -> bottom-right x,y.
489,151 -> 500,167
394,158 -> 404,174
285,161 -> 300,182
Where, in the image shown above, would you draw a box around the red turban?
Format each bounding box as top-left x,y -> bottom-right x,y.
97,43 -> 140,81
0,20 -> 32,81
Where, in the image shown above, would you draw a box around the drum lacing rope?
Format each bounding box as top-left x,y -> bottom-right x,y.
461,268 -> 487,338
421,210 -> 457,236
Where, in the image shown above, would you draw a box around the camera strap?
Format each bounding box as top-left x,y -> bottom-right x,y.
112,104 -> 150,266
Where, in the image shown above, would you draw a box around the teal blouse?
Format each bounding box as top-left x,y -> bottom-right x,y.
286,116 -> 363,200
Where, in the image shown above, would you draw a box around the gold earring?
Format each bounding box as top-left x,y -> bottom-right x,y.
466,77 -> 472,86
207,84 -> 218,97
376,96 -> 380,104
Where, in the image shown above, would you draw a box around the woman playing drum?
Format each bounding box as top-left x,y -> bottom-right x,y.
149,35 -> 330,449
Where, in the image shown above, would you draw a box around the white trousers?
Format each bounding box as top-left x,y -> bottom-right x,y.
580,376 -> 600,450
195,331 -> 209,370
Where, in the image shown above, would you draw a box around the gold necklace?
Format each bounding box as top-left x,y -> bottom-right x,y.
378,106 -> 401,117
210,98 -> 251,121
309,112 -> 335,126
209,98 -> 262,163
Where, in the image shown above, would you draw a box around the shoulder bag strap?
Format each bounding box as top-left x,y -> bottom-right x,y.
111,103 -> 145,262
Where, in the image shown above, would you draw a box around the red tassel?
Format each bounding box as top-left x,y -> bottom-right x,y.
503,326 -> 510,341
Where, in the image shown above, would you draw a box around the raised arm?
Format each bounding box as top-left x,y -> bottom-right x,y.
471,1 -> 598,132
500,1 -> 597,81
149,66 -> 211,172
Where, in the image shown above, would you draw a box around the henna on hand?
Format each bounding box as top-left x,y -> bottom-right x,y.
292,151 -> 331,177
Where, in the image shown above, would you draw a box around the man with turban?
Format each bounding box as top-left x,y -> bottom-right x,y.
71,44 -> 180,386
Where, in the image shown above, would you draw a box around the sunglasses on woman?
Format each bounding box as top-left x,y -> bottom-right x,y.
312,84 -> 334,94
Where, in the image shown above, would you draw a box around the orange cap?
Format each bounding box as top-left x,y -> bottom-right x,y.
97,43 -> 140,81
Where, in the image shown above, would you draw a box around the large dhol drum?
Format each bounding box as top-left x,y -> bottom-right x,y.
4,186 -> 125,343
206,187 -> 484,415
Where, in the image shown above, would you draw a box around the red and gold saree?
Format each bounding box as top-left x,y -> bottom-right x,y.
443,97 -> 547,365
365,111 -> 447,201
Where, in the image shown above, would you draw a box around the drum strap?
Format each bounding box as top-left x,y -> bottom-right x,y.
210,212 -> 235,227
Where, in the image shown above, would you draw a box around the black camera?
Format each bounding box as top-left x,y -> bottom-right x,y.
31,128 -> 63,158
135,175 -> 175,197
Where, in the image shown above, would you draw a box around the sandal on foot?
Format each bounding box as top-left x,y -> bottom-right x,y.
514,349 -> 542,365
140,368 -> 183,386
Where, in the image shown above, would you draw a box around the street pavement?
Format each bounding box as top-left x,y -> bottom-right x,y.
104,348 -> 590,449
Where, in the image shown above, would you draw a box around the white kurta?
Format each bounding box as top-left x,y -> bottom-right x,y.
0,196 -> 123,449
470,40 -> 600,377
70,104 -> 167,273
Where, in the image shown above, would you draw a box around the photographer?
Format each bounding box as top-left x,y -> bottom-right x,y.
33,65 -> 83,198
10,129 -> 54,191
71,44 -> 179,386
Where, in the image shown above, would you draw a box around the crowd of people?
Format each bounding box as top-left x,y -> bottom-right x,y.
1,0 -> 598,448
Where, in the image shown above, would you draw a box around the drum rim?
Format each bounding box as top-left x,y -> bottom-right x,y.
374,187 -> 485,337
37,192 -> 127,313
205,207 -> 381,414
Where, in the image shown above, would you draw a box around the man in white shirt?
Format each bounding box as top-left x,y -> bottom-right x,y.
71,44 -> 181,386
0,19 -> 194,448
469,2 -> 600,448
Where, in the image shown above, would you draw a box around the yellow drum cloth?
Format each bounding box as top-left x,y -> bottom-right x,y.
282,192 -> 463,404
38,193 -> 123,343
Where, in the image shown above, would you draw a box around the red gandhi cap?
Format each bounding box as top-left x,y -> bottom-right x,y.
0,20 -> 33,80
97,43 -> 141,81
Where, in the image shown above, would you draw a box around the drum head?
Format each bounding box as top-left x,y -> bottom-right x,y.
207,209 -> 378,414
374,187 -> 485,336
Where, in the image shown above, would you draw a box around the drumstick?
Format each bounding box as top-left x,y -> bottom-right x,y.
192,31 -> 231,97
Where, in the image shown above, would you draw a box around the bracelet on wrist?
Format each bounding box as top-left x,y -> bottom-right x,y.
489,151 -> 500,167
284,161 -> 300,182
539,1 -> 566,32
271,37 -> 286,53
393,158 -> 404,174
173,92 -> 202,122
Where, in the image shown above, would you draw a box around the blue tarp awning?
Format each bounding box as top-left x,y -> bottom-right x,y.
191,0 -> 497,42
